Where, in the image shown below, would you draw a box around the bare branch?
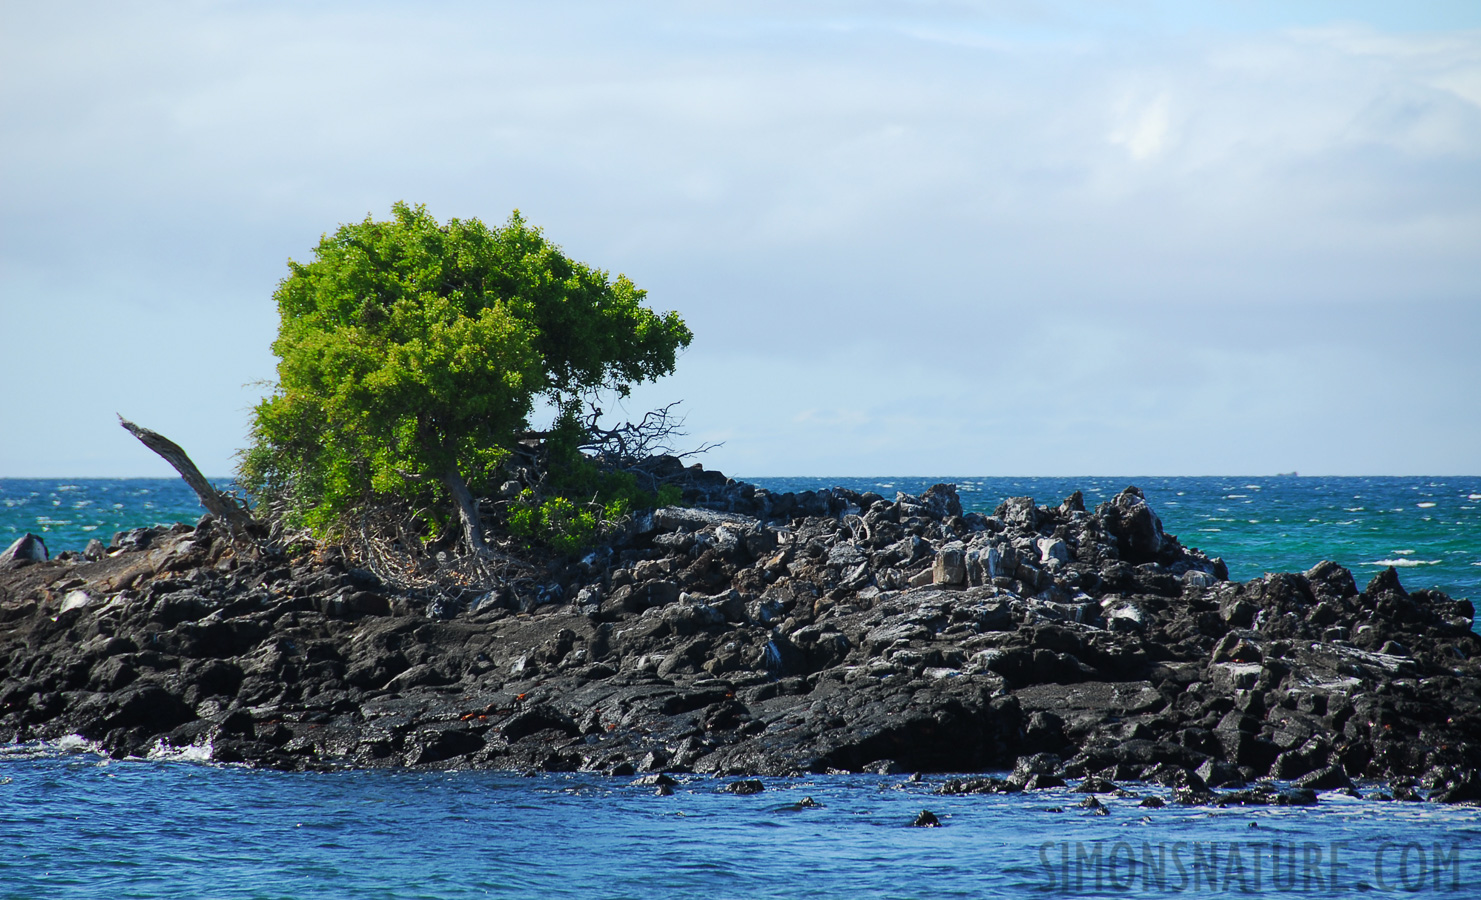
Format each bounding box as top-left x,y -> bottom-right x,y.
576,398 -> 721,468
118,415 -> 256,532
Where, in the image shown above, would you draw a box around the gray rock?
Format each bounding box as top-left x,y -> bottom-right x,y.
0,533 -> 47,568
920,484 -> 963,519
827,542 -> 866,568
1037,538 -> 1070,564
59,590 -> 93,614
933,543 -> 966,585
649,507 -> 760,534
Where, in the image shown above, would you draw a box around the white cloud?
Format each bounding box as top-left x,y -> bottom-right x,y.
1108,91 -> 1172,160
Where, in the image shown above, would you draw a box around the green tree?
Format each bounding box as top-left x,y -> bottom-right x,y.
240,202 -> 691,557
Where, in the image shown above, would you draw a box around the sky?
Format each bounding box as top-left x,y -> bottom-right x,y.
2,1 -> 1479,478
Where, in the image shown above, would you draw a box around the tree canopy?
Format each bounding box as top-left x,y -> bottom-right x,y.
240,202 -> 691,549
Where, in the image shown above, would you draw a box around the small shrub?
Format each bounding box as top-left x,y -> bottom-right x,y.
503,466 -> 686,555
506,491 -> 600,555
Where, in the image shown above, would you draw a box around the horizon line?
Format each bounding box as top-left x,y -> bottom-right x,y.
3,473 -> 1479,481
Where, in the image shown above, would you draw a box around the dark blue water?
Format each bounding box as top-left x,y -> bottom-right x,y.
4,476 -> 1480,897
3,748 -> 1479,899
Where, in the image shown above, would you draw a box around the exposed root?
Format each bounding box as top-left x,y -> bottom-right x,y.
341,503 -> 535,601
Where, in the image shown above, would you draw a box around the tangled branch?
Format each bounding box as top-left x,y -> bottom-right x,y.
343,502 -> 522,598
578,399 -> 723,468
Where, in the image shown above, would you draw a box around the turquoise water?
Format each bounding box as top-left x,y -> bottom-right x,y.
0,479 -> 233,553
4,475 -> 1480,898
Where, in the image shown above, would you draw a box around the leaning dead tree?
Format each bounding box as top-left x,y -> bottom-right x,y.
118,415 -> 257,532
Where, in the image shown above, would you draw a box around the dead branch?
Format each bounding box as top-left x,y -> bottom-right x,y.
118,415 -> 257,532
578,399 -> 723,469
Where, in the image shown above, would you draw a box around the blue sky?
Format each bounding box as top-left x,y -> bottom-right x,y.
2,1 -> 1478,477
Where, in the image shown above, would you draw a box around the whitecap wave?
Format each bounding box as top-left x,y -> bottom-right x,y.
54,734 -> 102,754
147,738 -> 214,763
1417,502 -> 1437,509
0,735 -> 107,761
1468,493 -> 1481,501
1368,558 -> 1442,568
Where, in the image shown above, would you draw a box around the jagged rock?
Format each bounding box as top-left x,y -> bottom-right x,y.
932,544 -> 966,586
1096,487 -> 1167,564
0,471 -> 1475,794
920,484 -> 963,520
1295,765 -> 1354,791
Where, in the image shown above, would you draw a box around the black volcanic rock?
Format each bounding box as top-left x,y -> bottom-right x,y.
2,469 -> 1479,806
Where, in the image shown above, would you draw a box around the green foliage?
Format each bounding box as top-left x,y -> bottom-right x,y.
240,203 -> 692,536
504,481 -> 681,556
500,409 -> 689,555
506,491 -> 599,556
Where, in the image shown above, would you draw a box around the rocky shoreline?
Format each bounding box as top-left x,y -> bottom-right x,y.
3,467 -> 1479,805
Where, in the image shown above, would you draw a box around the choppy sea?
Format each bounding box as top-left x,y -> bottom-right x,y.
2,475 -> 1480,898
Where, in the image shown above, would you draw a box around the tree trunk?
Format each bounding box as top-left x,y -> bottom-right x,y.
443,467 -> 524,567
119,415 -> 257,532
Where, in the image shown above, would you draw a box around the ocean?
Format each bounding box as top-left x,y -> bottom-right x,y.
2,753 -> 1479,899
2,475 -> 1479,898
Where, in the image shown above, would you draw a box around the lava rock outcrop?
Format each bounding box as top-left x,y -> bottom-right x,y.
3,471 -> 1478,805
